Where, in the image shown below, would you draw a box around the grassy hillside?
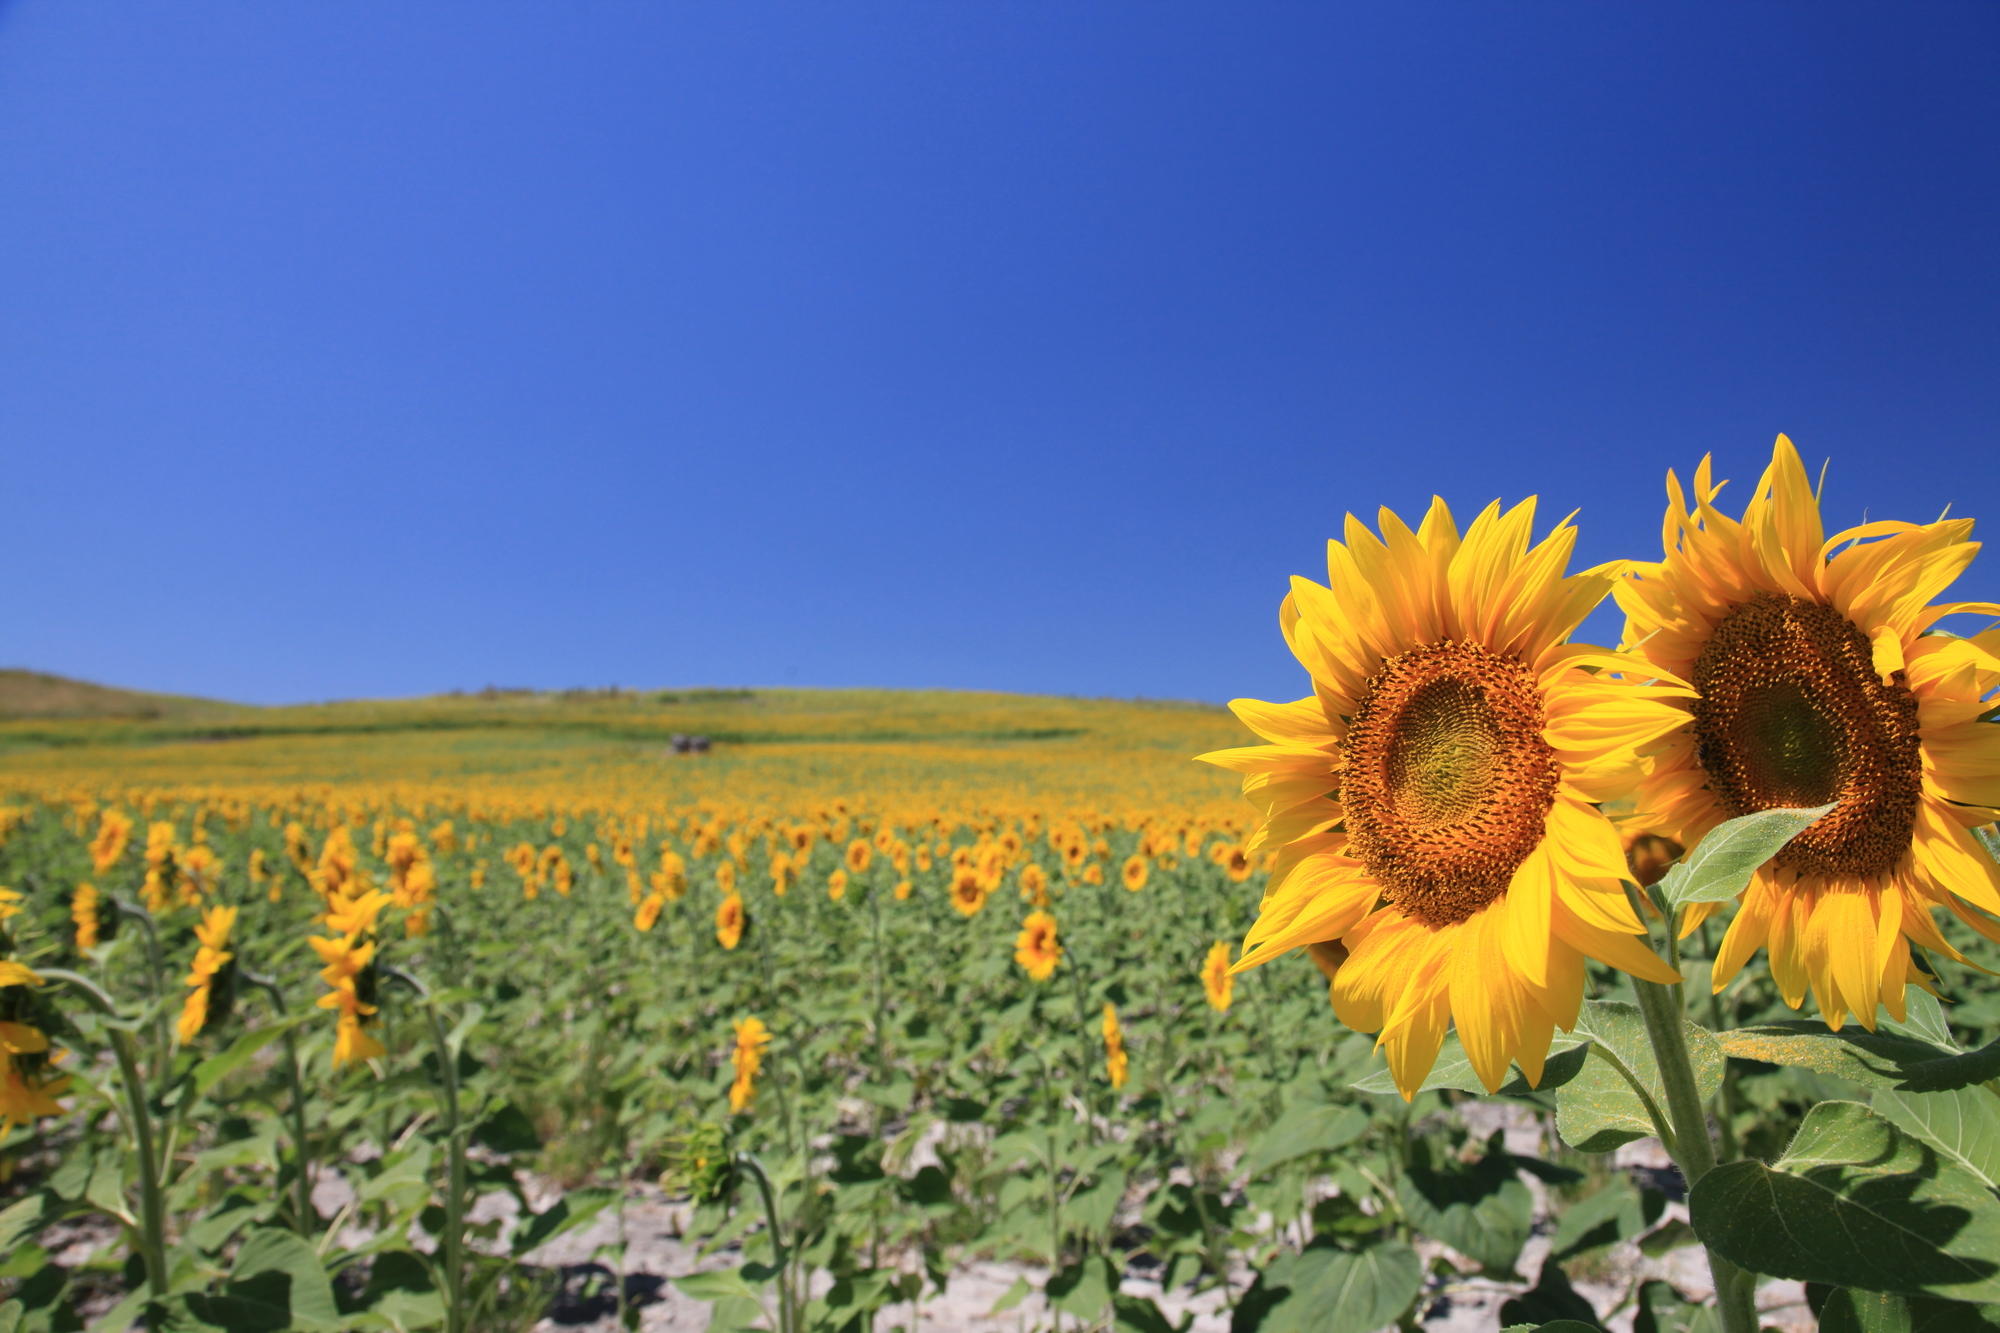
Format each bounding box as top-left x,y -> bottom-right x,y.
0,668 -> 242,721
0,674 -> 1252,813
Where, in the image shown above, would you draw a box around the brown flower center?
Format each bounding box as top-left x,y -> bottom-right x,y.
1691,593 -> 1921,879
1341,641 -> 1558,927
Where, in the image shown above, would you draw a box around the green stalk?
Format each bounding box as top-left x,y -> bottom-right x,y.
42,968 -> 169,1306
734,1152 -> 795,1333
1632,976 -> 1756,1333
244,970 -> 316,1234
751,926 -> 799,1157
111,899 -> 172,1081
386,967 -> 466,1333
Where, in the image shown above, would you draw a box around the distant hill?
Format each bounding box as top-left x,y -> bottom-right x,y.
0,669 -> 237,721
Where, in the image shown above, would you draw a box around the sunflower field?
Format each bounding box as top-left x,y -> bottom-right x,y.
4,439 -> 2000,1333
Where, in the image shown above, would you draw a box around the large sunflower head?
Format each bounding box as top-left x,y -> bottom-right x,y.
1014,909 -> 1061,981
1200,497 -> 1688,1098
1618,435 -> 2000,1031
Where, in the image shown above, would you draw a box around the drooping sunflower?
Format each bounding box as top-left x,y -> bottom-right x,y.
1199,498 -> 1688,1097
1617,436 -> 2000,1029
1014,909 -> 1062,981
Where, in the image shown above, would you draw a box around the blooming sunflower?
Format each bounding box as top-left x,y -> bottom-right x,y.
1617,436 -> 2000,1029
715,892 -> 746,950
1014,909 -> 1062,981
1121,855 -> 1148,893
1201,940 -> 1234,1012
949,867 -> 987,916
1199,497 -> 1688,1097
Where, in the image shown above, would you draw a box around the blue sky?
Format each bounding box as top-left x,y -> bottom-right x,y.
4,3 -> 1997,706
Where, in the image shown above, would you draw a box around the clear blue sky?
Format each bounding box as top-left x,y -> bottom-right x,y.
4,4 -> 1997,706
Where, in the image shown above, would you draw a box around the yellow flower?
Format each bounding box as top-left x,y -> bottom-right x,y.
1019,862 -> 1049,906
715,892 -> 746,950
71,883 -> 101,951
1101,1002 -> 1128,1089
1014,910 -> 1061,981
0,1029 -> 67,1138
893,878 -> 912,900
845,839 -> 872,875
635,893 -> 665,932
1617,436 -> 2000,1030
728,1015 -> 772,1113
827,868 -> 848,902
90,810 -> 132,874
1201,941 -> 1233,1012
1121,855 -> 1148,893
949,867 -> 987,917
1200,497 -> 1686,1098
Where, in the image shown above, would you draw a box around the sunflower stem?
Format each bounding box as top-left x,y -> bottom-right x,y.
1633,976 -> 1756,1333
243,969 -> 316,1235
385,966 -> 466,1333
39,968 -> 170,1309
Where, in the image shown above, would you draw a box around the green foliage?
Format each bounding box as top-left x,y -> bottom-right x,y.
1692,1100 -> 2000,1304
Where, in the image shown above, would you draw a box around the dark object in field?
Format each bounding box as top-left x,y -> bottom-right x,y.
669,734 -> 712,754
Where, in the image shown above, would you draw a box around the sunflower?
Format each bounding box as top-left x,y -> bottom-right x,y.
1101,1002 -> 1129,1089
1020,862 -> 1050,906
176,904 -> 237,1044
1201,940 -> 1234,1012
715,892 -> 746,950
634,892 -> 665,932
0,962 -> 67,1138
71,883 -> 101,951
949,867 -> 987,916
1121,855 -> 1149,893
845,839 -> 873,875
826,868 -> 847,902
1617,436 -> 2000,1030
1014,909 -> 1062,981
1199,497 -> 1687,1097
728,1015 -> 772,1113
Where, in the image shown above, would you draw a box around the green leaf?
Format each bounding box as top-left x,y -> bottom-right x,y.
1240,1103 -> 1368,1178
471,1102 -> 541,1155
1547,1179 -> 1664,1261
191,1013 -> 312,1095
1657,802 -> 1835,906
0,1194 -> 54,1255
512,1186 -> 616,1257
1555,1001 -> 1721,1154
1046,1255 -> 1114,1319
358,1250 -> 445,1331
220,1228 -> 343,1331
1248,1241 -> 1424,1333
988,1275 -> 1031,1314
1396,1138 -> 1534,1273
1352,1033 -> 1589,1098
1885,989 -> 1957,1050
1874,1085 -> 2000,1191
1815,1285 -> 2000,1332
1496,1251 -> 1600,1326
1691,1101 -> 2000,1303
1720,1023 -> 1959,1091
673,1269 -> 761,1304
